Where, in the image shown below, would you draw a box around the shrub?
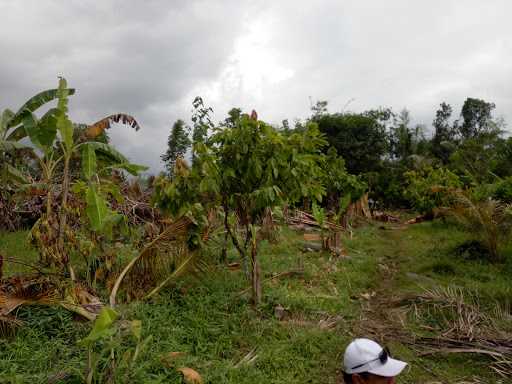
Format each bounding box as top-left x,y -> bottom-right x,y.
404,166 -> 462,213
494,177 -> 512,203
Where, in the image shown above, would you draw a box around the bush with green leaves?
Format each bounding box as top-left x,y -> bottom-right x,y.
322,147 -> 366,212
493,177 -> 512,203
404,166 -> 462,213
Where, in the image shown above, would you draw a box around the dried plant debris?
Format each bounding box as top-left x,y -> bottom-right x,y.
360,286 -> 512,377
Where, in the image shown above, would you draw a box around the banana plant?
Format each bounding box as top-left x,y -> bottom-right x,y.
21,78 -> 146,270
78,307 -> 151,383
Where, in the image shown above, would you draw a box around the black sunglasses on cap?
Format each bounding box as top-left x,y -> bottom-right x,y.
350,347 -> 390,370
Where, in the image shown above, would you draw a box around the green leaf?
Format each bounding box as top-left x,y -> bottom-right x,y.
57,113 -> 73,151
78,307 -> 118,346
56,78 -> 74,150
22,112 -> 43,150
81,144 -> 97,180
100,180 -> 124,203
37,108 -> 59,148
8,88 -> 75,129
102,212 -> 124,240
79,142 -> 129,164
339,193 -> 352,215
113,162 -> 148,176
86,185 -> 109,232
71,180 -> 87,195
21,108 -> 59,151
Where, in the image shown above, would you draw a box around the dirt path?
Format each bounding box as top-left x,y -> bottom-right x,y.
352,227 -> 470,383
352,227 -> 410,343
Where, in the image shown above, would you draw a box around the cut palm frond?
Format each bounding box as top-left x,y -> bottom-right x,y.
0,275 -> 59,316
0,275 -> 102,330
110,216 -> 205,306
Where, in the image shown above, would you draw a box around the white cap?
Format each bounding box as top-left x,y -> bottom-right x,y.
343,338 -> 407,377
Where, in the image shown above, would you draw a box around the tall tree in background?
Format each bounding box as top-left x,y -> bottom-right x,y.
161,119 -> 191,176
432,102 -> 457,163
459,97 -> 497,140
313,112 -> 388,174
390,108 -> 413,161
450,98 -> 503,183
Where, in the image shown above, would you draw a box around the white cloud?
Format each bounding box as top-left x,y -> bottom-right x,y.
1,0 -> 512,172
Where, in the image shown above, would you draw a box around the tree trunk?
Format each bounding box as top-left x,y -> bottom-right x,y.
57,154 -> 71,265
251,240 -> 261,305
221,206 -> 229,263
223,202 -> 252,278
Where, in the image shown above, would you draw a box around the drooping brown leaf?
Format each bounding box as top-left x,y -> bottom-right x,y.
85,114 -> 140,138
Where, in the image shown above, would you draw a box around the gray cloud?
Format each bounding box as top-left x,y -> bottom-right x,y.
1,0 -> 511,172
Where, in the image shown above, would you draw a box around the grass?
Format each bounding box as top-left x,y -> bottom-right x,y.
0,230 -> 38,276
0,222 -> 511,383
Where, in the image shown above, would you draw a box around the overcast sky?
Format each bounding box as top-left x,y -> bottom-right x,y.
1,0 -> 511,173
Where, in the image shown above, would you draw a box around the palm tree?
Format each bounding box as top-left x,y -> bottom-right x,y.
449,191 -> 512,263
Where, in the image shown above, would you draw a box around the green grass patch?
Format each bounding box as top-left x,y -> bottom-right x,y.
0,222 -> 510,382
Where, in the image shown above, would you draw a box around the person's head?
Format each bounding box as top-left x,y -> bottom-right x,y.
342,338 -> 407,383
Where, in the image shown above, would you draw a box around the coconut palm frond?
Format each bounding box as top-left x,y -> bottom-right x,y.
0,275 -> 59,315
448,190 -> 512,262
0,275 -> 102,327
109,216 -> 196,306
143,250 -> 205,300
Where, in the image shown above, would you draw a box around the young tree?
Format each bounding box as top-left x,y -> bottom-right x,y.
161,119 -> 191,176
156,112 -> 327,305
322,147 -> 366,212
201,115 -> 326,304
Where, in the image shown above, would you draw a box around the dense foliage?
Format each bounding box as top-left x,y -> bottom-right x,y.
404,166 -> 462,214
